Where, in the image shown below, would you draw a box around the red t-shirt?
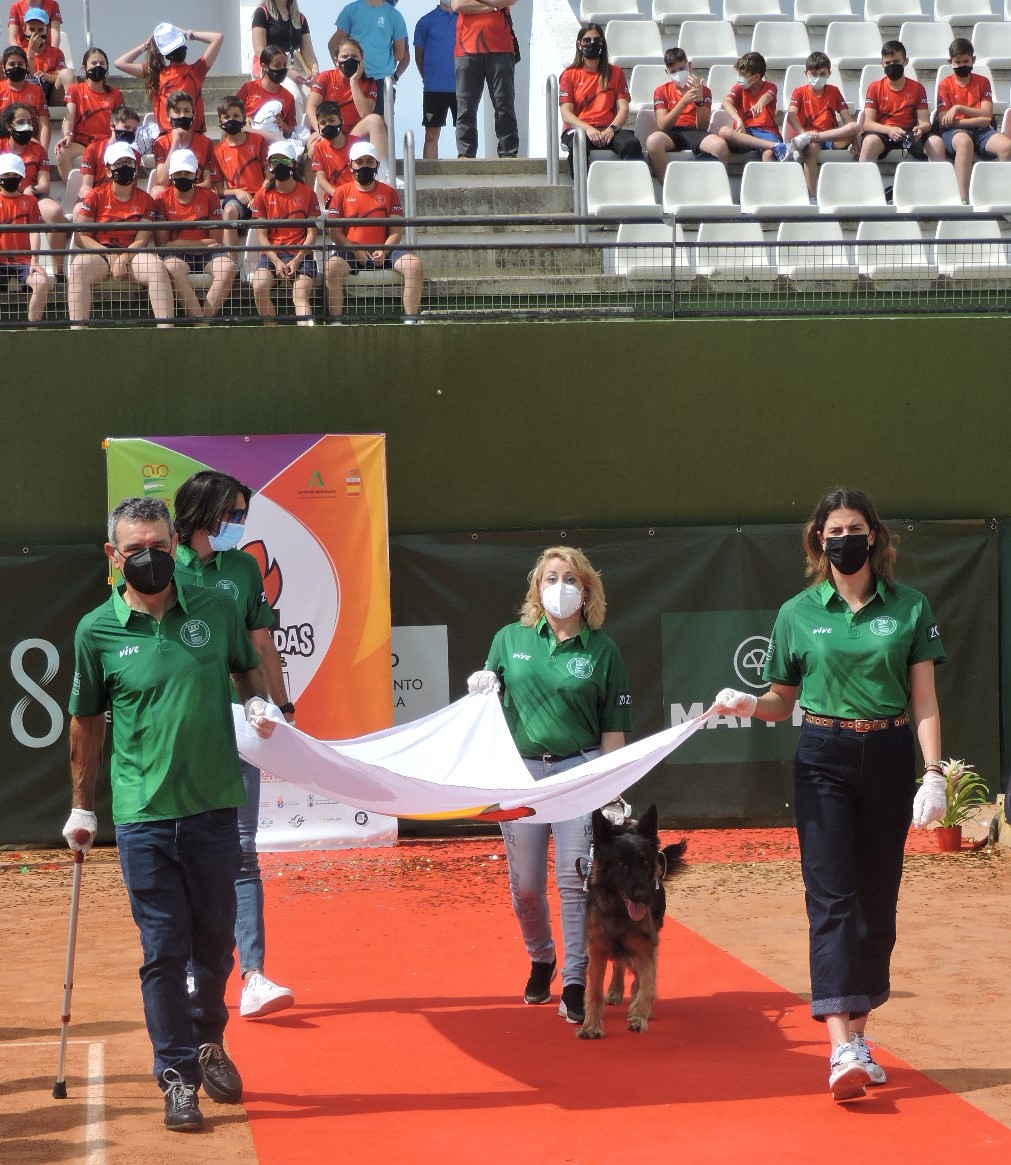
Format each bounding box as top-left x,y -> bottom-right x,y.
559,66 -> 630,129
213,132 -> 269,196
153,131 -> 217,180
0,186 -> 41,261
8,0 -> 62,45
936,73 -> 992,121
153,185 -> 222,243
456,11 -> 514,56
236,79 -> 296,128
77,183 -> 157,248
327,179 -> 403,248
310,68 -> 378,130
790,83 -> 848,133
311,135 -> 353,192
153,59 -> 210,132
653,79 -> 712,129
66,81 -> 123,145
728,80 -> 779,133
864,76 -> 928,129
28,44 -> 65,78
9,139 -> 48,190
80,136 -> 142,186
0,76 -> 48,121
250,180 -> 319,247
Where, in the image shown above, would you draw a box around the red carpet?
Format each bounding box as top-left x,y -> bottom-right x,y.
224,840 -> 1010,1165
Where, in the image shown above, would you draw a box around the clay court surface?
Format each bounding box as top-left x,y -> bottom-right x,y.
2,829 -> 1009,1165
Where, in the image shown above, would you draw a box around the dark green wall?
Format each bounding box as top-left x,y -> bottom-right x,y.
6,316 -> 1011,546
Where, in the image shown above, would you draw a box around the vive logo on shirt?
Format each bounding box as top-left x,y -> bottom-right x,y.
179,619 -> 211,648
567,656 -> 594,679
119,645 -> 140,657
512,652 -> 531,661
869,617 -> 898,637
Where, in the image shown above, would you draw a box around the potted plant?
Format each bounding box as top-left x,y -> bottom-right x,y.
923,759 -> 991,851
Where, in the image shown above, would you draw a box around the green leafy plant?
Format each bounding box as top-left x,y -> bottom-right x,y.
937,759 -> 991,828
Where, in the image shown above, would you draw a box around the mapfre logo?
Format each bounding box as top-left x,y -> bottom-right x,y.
733,636 -> 770,690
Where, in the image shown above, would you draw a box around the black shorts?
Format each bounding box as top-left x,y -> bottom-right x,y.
866,131 -> 927,159
422,91 -> 457,129
661,127 -> 707,154
335,247 -> 409,272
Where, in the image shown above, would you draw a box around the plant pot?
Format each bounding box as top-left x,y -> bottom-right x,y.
935,825 -> 963,852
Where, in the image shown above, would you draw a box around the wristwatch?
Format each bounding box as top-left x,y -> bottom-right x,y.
279,702 -> 296,715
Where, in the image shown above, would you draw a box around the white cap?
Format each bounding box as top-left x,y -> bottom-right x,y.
266,138 -> 301,163
152,22 -> 186,56
168,148 -> 199,176
0,152 -> 26,178
104,141 -> 137,167
252,99 -> 284,129
349,140 -> 379,163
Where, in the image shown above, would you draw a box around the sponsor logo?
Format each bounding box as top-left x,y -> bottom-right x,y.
142,463 -> 169,478
298,469 -> 337,498
567,656 -> 594,679
812,627 -> 832,635
929,624 -> 940,639
259,817 -> 274,829
512,652 -> 531,661
354,811 -> 369,826
119,645 -> 140,657
733,636 -> 770,690
289,815 -> 305,828
142,463 -> 170,495
179,619 -> 211,648
216,579 -> 240,601
307,794 -> 342,808
276,796 -> 284,808
869,617 -> 898,637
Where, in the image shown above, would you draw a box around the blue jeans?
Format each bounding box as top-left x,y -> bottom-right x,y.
499,753 -> 596,987
117,808 -> 241,1086
235,760 -> 266,976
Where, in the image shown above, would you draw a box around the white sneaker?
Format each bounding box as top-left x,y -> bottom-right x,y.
793,132 -> 813,151
852,1033 -> 887,1085
828,1040 -> 870,1101
240,972 -> 294,1019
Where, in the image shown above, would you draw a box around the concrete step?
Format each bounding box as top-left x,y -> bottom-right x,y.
408,234 -> 602,277
415,184 -> 574,227
415,158 -> 550,179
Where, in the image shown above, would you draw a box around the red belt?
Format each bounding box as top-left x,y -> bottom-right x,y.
803,713 -> 909,733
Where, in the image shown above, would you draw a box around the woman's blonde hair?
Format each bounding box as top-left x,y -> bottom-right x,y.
520,546 -> 607,629
802,486 -> 897,589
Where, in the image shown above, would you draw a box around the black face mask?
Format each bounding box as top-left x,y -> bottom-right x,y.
952,64 -> 973,78
319,122 -> 343,140
266,67 -> 288,83
114,127 -> 137,143
0,174 -> 22,192
883,61 -> 905,81
338,57 -> 360,77
167,47 -> 187,64
10,128 -> 33,145
824,534 -> 870,576
581,42 -> 603,61
5,65 -> 28,83
111,164 -> 136,186
271,162 -> 293,181
170,115 -> 193,131
171,175 -> 195,192
221,117 -> 243,136
86,64 -> 108,82
354,165 -> 378,185
121,547 -> 175,595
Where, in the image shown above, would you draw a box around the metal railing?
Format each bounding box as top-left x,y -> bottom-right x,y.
384,76 -> 397,187
545,75 -> 560,187
402,131 -> 418,248
571,129 -> 589,246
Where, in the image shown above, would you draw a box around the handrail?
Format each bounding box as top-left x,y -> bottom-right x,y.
545,74 -> 560,186
572,129 -> 588,245
403,131 -> 417,247
384,77 -> 397,185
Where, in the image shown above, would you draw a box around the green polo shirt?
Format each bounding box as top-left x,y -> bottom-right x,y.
485,617 -> 632,758
763,578 -> 945,719
69,581 -> 260,825
174,544 -> 275,634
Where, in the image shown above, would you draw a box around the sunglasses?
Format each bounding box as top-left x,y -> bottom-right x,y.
581,38 -> 603,46
224,508 -> 248,524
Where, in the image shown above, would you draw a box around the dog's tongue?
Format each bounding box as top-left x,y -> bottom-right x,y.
626,898 -> 647,922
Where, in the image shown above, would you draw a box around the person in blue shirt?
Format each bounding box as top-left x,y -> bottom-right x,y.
414,1 -> 458,159
328,0 -> 408,115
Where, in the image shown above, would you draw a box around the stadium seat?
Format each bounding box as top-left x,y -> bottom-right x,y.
613,222 -> 695,279
776,220 -> 858,284
652,0 -> 719,29
704,64 -> 739,102
968,160 -> 1011,212
934,0 -> 999,25
898,22 -> 955,70
629,64 -> 670,113
891,159 -> 969,214
751,21 -> 811,68
823,22 -> 884,71
934,218 -> 1009,282
61,167 -> 83,217
722,0 -> 788,29
677,20 -> 739,66
739,159 -> 819,215
695,221 -> 778,284
972,21 -> 1011,70
605,19 -> 664,65
793,0 -> 859,30
856,220 -> 937,285
863,0 -> 931,29
817,163 -> 893,214
586,159 -> 663,219
59,30 -> 74,71
662,159 -> 739,217
581,0 -> 645,22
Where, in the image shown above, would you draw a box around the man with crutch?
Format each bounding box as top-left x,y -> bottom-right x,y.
62,497 -> 282,1132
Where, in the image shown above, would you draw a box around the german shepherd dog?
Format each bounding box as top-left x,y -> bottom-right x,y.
577,804 -> 686,1039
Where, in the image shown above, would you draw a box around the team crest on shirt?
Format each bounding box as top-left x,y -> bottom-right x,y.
567,656 -> 594,679
216,579 -> 240,602
179,619 -> 212,648
869,617 -> 898,637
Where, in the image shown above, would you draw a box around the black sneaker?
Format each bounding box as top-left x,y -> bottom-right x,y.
558,983 -> 585,1025
162,1068 -> 204,1132
197,1042 -> 243,1104
523,959 -> 557,1004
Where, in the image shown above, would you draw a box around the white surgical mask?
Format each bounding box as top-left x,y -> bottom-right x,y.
672,68 -> 690,86
809,75 -> 828,92
541,581 -> 583,621
737,75 -> 750,87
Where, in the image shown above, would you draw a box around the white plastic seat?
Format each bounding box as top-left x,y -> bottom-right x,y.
662,159 -> 739,216
696,221 -> 777,283
605,19 -> 664,66
817,163 -> 893,214
581,0 -> 645,22
892,158 -> 968,213
968,160 -> 1011,212
899,22 -> 955,71
751,21 -> 811,68
59,30 -> 75,71
934,218 -> 1009,281
856,219 -> 937,285
722,0 -> 787,28
677,20 -> 739,66
972,21 -> 1011,70
614,222 -> 695,279
864,0 -> 931,28
739,159 -> 820,214
934,0 -> 998,24
823,23 -> 884,71
777,220 -> 857,283
652,0 -> 718,29
793,0 -> 859,29
586,159 -> 663,219
629,64 -> 670,113
62,167 -> 83,217
705,64 -> 739,102
858,62 -> 919,110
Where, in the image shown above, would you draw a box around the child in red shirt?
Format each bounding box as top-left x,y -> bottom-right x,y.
700,52 -> 786,164
55,46 -> 122,180
306,37 -> 388,165
114,23 -> 223,133
1,43 -> 49,149
8,0 -> 62,49
646,46 -> 712,178
0,101 -> 63,270
150,90 -> 216,198
859,40 -> 930,163
237,46 -> 296,143
0,148 -> 49,321
213,96 -> 269,249
21,7 -> 72,102
309,100 -> 354,207
787,51 -> 857,197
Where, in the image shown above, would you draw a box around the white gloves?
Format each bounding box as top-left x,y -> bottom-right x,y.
793,132 -> 813,150
63,808 -> 98,854
600,797 -> 631,826
912,771 -> 948,828
244,697 -> 285,739
467,670 -> 501,696
712,687 -> 758,717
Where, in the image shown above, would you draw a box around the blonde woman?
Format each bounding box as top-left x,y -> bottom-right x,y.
468,547 -> 632,1027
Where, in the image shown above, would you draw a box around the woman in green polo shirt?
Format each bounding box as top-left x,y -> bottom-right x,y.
713,487 -> 947,1103
467,546 -> 632,1029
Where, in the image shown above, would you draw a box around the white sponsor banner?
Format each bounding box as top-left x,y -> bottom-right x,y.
392,625 -> 450,725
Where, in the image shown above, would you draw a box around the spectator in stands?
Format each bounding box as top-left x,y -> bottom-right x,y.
213,96 -> 269,250
324,139 -> 421,323
69,140 -> 174,328
306,36 -> 389,169
451,0 -> 518,159
414,0 -> 457,161
7,0 -> 60,49
250,138 -> 319,325
151,90 -> 216,198
22,7 -> 71,102
79,104 -> 141,197
328,0 -> 408,116
787,52 -> 857,199
154,148 -> 236,323
55,46 -> 122,180
1,102 -> 62,270
859,40 -> 930,164
699,52 -> 786,165
250,1 -> 319,93
238,45 -> 297,143
924,37 -> 1011,203
646,47 -> 711,178
115,23 -> 224,135
0,149 -> 49,322
309,99 -> 353,205
1,43 -> 48,148
559,23 -> 641,167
